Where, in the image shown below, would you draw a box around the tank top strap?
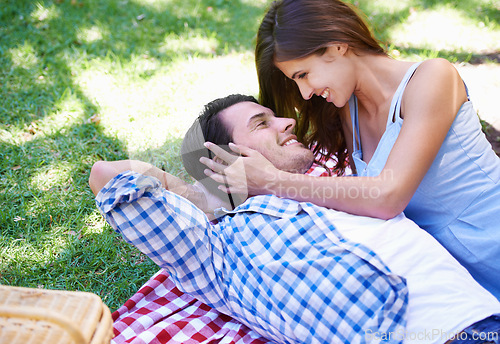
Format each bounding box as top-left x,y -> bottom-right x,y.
349,95 -> 361,153
387,62 -> 423,126
463,82 -> 471,101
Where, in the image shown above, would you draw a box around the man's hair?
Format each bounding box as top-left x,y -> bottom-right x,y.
180,94 -> 258,201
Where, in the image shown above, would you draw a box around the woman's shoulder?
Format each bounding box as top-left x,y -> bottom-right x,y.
420,57 -> 454,68
415,58 -> 461,82
402,58 -> 467,120
405,58 -> 464,97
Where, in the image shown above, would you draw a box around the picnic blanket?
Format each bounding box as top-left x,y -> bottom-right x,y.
112,269 -> 270,344
111,157 -> 347,343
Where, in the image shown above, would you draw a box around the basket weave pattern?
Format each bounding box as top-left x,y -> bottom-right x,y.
0,285 -> 114,344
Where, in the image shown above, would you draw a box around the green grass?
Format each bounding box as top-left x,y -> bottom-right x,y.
1,0 -> 499,311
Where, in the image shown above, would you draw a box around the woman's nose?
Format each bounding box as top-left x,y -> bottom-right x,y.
298,83 -> 314,100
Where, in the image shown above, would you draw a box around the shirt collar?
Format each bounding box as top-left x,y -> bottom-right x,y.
214,194 -> 302,219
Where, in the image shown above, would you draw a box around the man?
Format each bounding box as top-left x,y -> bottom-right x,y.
90,95 -> 500,344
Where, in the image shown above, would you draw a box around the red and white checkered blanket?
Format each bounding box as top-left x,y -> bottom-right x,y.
112,159 -> 347,343
112,269 -> 270,343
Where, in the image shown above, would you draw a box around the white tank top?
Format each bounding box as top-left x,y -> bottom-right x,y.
323,211 -> 500,344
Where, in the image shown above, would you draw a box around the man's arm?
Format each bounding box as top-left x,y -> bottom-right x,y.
89,160 -> 226,219
89,160 -> 185,195
95,170 -> 227,309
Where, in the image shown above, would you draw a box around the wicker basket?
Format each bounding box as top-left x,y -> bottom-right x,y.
0,285 -> 114,344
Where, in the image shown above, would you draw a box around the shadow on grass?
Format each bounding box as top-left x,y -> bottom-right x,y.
1,0 -> 266,125
0,120 -> 188,309
1,0 -> 267,307
0,122 -> 124,232
0,121 -> 159,309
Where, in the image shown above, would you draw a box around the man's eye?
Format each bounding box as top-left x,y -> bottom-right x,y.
257,121 -> 268,128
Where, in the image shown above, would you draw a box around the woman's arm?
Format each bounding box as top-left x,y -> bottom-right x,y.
375,58 -> 467,215
201,59 -> 467,219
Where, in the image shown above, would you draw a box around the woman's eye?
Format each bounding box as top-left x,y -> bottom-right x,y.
298,72 -> 307,79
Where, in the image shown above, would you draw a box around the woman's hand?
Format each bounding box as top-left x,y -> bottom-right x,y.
199,142 -> 280,197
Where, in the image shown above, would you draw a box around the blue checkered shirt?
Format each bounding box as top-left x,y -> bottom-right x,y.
96,171 -> 408,344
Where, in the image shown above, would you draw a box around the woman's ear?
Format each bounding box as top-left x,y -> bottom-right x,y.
337,43 -> 348,56
326,43 -> 349,58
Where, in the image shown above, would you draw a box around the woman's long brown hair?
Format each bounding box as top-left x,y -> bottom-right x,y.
256,0 -> 387,175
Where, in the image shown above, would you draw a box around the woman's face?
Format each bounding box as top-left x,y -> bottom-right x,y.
275,44 -> 355,108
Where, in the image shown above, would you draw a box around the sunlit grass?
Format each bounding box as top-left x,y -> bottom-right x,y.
30,162 -> 74,191
9,42 -> 40,68
389,5 -> 500,53
75,52 -> 257,162
31,2 -> 60,22
77,25 -> 106,44
160,31 -> 219,55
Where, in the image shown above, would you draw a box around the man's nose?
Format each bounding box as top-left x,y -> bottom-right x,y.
277,117 -> 296,133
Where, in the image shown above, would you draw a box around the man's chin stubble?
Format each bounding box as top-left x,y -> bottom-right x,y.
280,156 -> 314,175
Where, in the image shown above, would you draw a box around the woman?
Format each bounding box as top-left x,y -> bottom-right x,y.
201,0 -> 500,299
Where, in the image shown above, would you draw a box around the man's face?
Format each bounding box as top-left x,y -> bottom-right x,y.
219,101 -> 314,174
